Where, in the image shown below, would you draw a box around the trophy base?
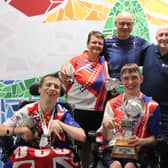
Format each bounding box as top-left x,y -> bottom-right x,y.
111,137 -> 138,160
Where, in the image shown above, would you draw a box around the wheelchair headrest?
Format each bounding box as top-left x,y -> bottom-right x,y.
29,82 -> 40,96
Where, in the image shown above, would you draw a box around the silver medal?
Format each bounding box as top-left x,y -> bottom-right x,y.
39,134 -> 49,148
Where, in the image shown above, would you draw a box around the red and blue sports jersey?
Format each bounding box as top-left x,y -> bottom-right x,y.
103,93 -> 160,146
4,102 -> 81,168
4,102 -> 80,147
66,51 -> 109,111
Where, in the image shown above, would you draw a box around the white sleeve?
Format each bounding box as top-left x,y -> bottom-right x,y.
3,106 -> 28,127
67,62 -> 75,76
97,101 -> 114,132
104,61 -> 110,78
103,101 -> 114,118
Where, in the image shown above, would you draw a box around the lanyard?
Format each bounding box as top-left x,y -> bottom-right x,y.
38,103 -> 55,135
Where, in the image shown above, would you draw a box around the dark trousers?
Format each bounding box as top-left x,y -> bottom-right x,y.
158,140 -> 168,168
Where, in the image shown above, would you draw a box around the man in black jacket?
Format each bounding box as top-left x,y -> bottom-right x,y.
141,25 -> 168,168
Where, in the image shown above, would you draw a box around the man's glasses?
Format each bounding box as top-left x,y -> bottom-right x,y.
118,22 -> 134,27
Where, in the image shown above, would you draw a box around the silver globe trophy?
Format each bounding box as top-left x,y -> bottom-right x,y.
105,78 -> 121,91
112,97 -> 145,159
16,114 -> 36,128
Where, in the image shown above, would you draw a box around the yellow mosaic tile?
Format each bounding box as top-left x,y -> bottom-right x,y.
146,14 -> 168,25
143,0 -> 168,15
44,0 -> 110,22
101,0 -> 116,3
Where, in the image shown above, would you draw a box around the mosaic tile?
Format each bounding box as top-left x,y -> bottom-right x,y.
4,0 -> 64,17
44,0 -> 110,22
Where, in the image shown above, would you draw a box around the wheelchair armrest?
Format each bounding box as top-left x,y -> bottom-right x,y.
87,131 -> 97,143
87,131 -> 105,168
157,134 -> 168,144
0,136 -> 15,162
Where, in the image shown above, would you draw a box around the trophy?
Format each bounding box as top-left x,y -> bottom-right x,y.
105,78 -> 121,91
111,97 -> 145,160
67,64 -> 74,84
16,114 -> 37,128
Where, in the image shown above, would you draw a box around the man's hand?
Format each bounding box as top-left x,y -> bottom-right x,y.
128,135 -> 143,151
103,117 -> 120,130
49,120 -> 64,140
22,127 -> 39,142
105,34 -> 113,39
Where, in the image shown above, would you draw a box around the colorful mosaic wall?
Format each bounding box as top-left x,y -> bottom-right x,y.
4,0 -> 168,26
0,78 -> 41,124
44,0 -> 111,22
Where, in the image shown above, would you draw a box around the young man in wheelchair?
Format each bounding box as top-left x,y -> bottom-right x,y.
100,63 -> 160,168
0,72 -> 86,168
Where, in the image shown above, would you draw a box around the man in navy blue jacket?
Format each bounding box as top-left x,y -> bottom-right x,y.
141,25 -> 168,168
104,11 -> 151,78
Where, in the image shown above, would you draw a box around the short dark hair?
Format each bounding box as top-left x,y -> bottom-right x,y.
39,72 -> 60,88
39,72 -> 65,97
121,63 -> 141,76
87,30 -> 104,43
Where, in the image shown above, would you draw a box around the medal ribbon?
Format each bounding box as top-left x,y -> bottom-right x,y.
38,103 -> 55,135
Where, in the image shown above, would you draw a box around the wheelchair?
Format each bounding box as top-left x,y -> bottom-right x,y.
87,131 -> 160,168
0,82 -> 81,168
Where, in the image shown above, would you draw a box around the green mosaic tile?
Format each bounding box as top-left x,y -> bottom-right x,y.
2,86 -> 11,92
12,84 -> 17,96
124,1 -> 129,6
5,92 -> 12,98
18,93 -> 24,97
19,82 -> 25,91
24,78 -> 36,89
24,90 -> 32,98
104,18 -> 113,29
115,2 -> 120,7
0,92 -> 6,97
16,85 -> 22,95
0,83 -> 4,88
